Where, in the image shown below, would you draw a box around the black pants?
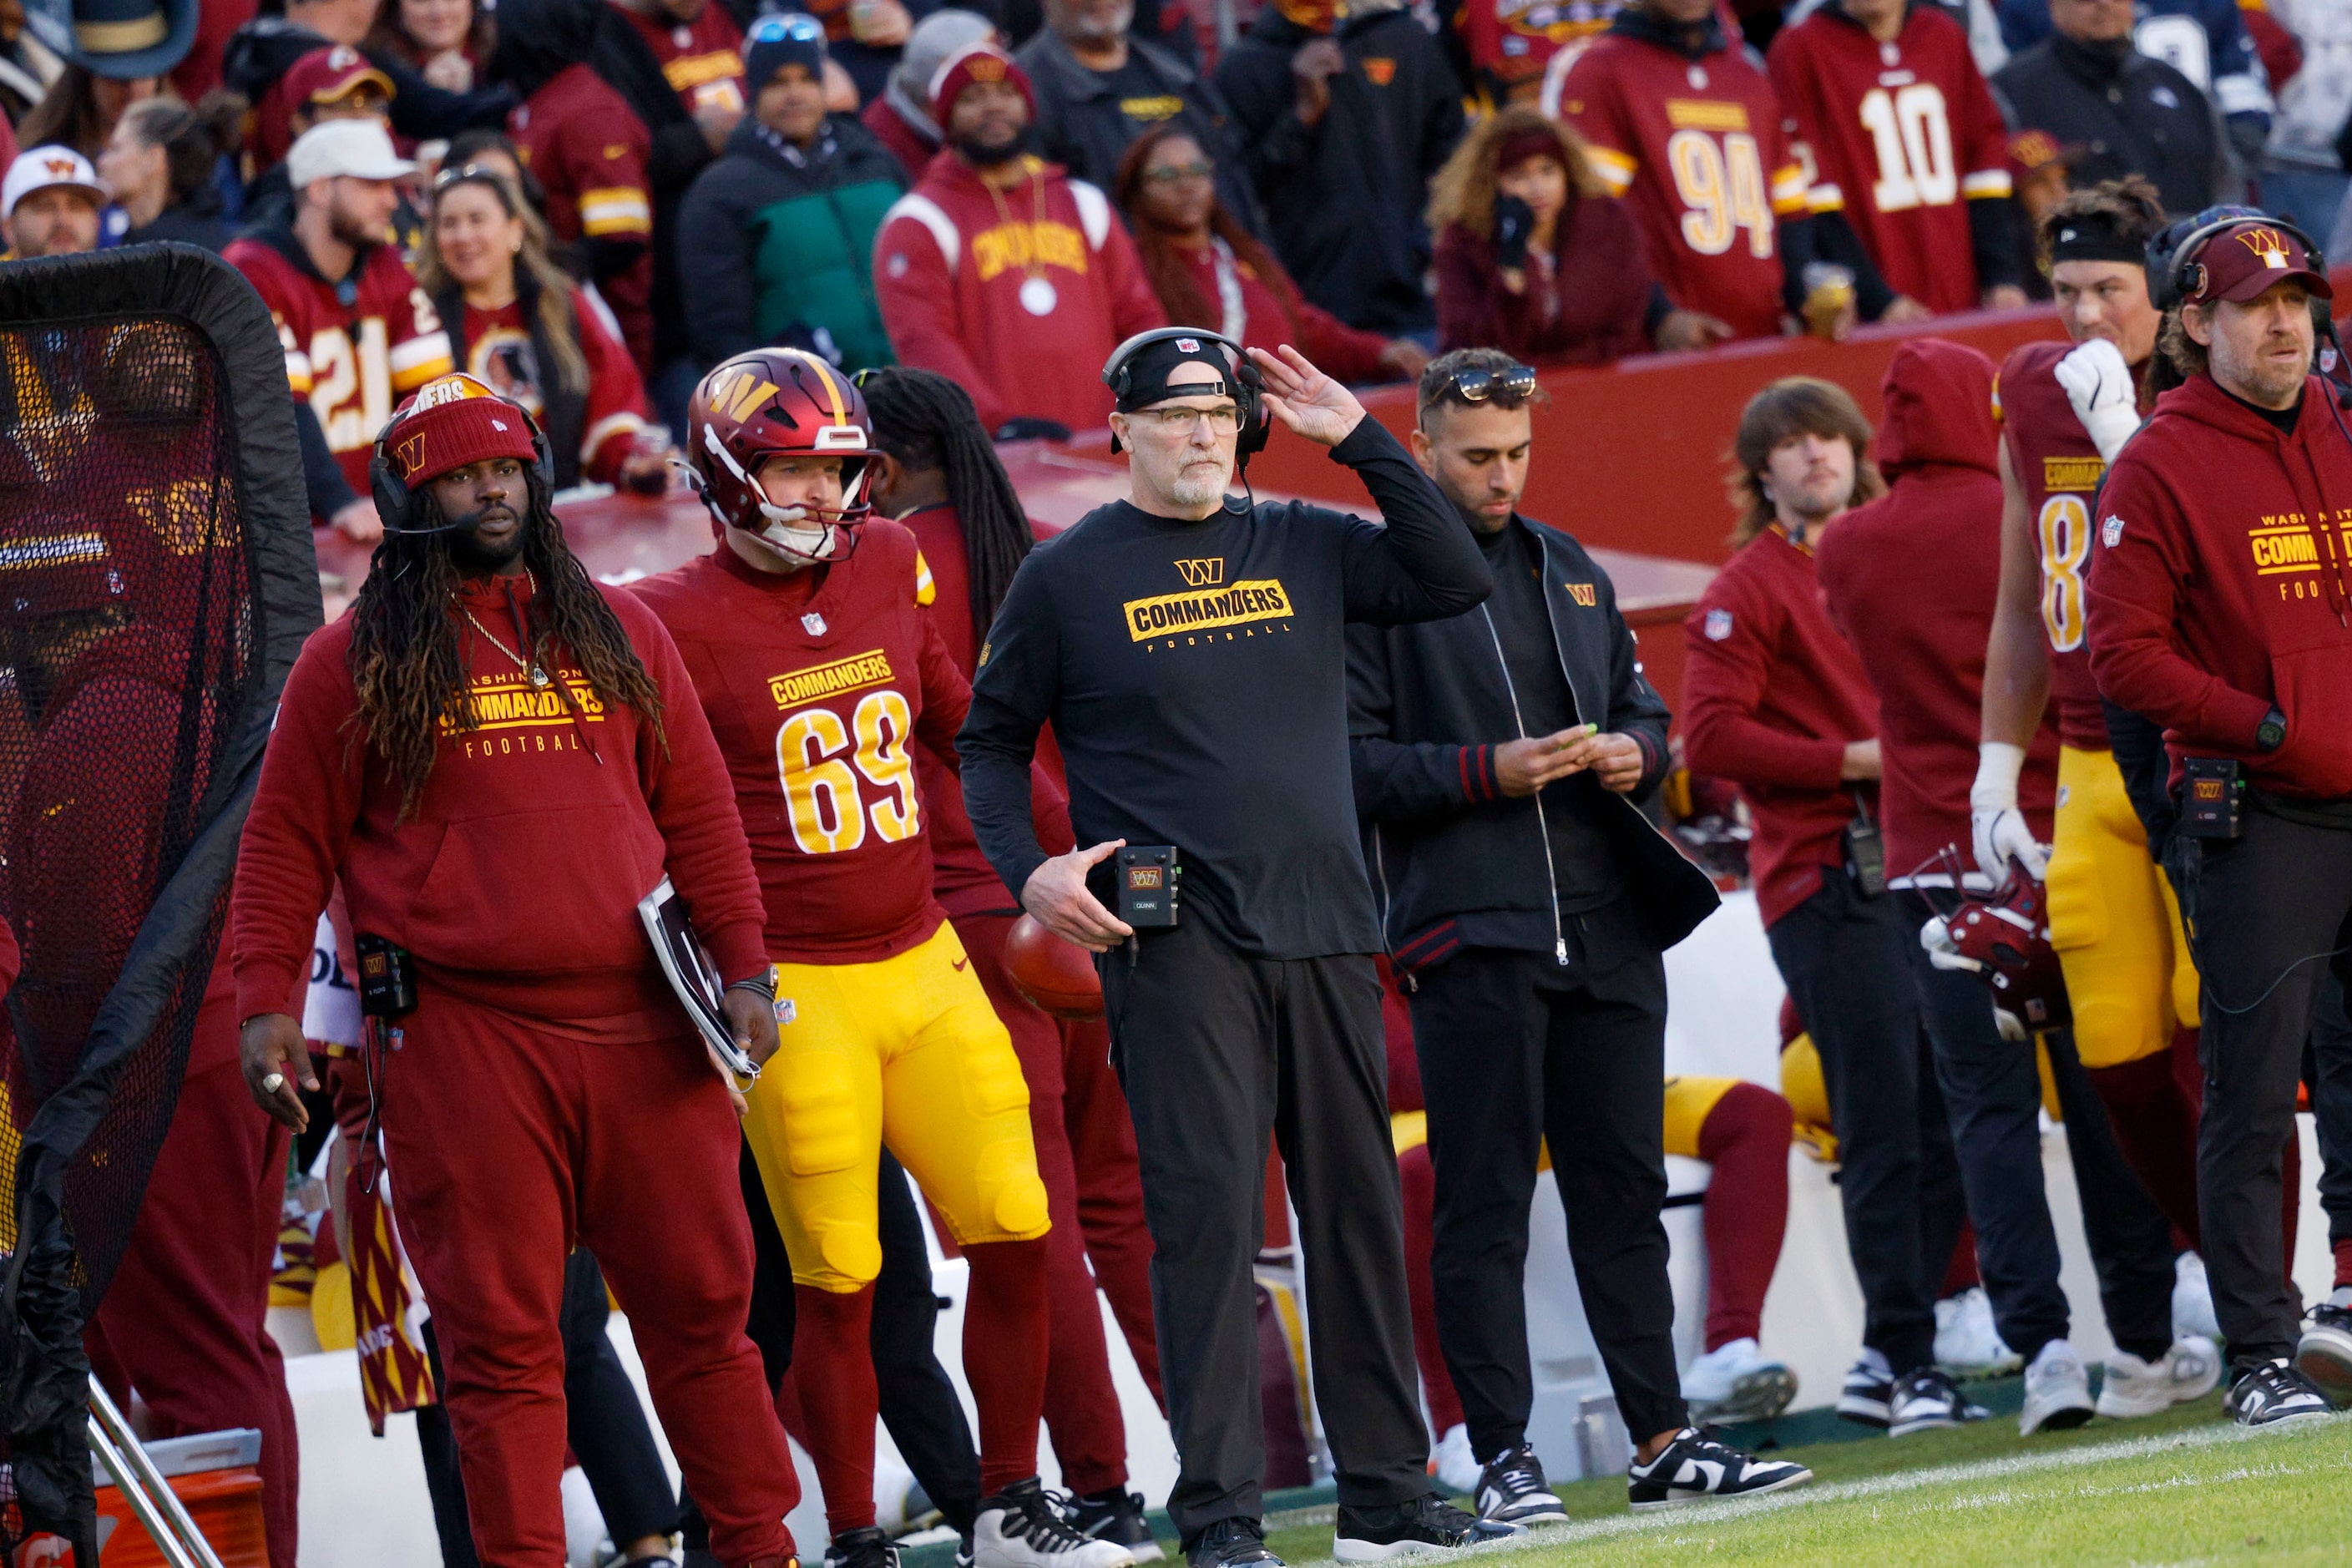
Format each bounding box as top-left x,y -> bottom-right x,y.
680,1146 -> 984,1554
2309,973 -> 2352,1257
2187,810 -> 2352,1366
1900,893 -> 2174,1365
1767,873 -> 1965,1375
1102,919 -> 1427,1545
418,1250 -> 679,1566
1410,941 -> 1686,1456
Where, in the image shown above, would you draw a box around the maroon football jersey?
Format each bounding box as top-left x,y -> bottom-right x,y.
632,523 -> 970,963
1555,31 -> 1808,339
1768,5 -> 2011,315
1995,340 -> 2112,752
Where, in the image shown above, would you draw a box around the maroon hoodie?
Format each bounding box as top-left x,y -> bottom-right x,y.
2088,371 -> 2352,800
1818,338 -> 2059,880
1683,517 -> 1880,929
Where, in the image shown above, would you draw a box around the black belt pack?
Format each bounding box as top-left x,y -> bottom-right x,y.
1115,846 -> 1181,928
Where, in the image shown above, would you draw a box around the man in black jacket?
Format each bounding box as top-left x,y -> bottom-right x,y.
1991,0 -> 2228,214
1017,0 -> 1263,235
1212,0 -> 1463,333
1347,350 -> 1812,1523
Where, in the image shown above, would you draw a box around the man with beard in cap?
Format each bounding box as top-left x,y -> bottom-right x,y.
231,373 -> 804,1564
874,42 -> 1164,439
959,332 -> 1505,1568
862,11 -> 997,176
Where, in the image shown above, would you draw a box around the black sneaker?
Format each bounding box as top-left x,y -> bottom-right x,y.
1836,1356 -> 1894,1428
1333,1493 -> 1520,1560
1471,1445 -> 1567,1527
2294,1302 -> 2352,1405
976,1479 -> 1137,1568
2224,1358 -> 2335,1426
827,1528 -> 903,1568
959,1539 -> 975,1568
1626,1429 -> 1813,1510
1065,1490 -> 1167,1564
1185,1519 -> 1281,1568
1889,1368 -> 1970,1438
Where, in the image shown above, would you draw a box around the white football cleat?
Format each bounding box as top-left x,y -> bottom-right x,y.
2096,1336 -> 2223,1419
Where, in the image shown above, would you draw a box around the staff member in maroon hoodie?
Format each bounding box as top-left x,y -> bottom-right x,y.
1682,377 -> 1969,1439
873,43 -> 1165,439
1818,339 -> 2219,1438
2086,218 -> 2352,1428
231,374 -> 805,1564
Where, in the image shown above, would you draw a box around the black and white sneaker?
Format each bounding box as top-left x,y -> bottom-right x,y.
976,1479 -> 1137,1568
1065,1490 -> 1166,1564
827,1529 -> 903,1568
2294,1302 -> 2352,1406
1472,1446 -> 1568,1527
1888,1368 -> 1971,1437
1625,1429 -> 1813,1510
1185,1520 -> 1281,1568
1836,1355 -> 1894,1428
1333,1493 -> 1520,1560
2224,1359 -> 2335,1427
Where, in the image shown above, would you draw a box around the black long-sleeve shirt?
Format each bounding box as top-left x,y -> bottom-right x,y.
957,417 -> 1491,959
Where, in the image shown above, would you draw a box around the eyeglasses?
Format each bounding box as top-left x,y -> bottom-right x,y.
1144,159 -> 1214,185
1434,362 -> 1538,403
1130,403 -> 1241,433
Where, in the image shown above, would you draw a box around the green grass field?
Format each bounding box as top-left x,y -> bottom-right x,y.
1254,1404 -> 2352,1566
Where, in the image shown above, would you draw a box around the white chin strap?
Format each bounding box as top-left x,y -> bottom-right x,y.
754,503 -> 840,566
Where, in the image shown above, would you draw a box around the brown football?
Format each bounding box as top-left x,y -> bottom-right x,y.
1004,913 -> 1103,1019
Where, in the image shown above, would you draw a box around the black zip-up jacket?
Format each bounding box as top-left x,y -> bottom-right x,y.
1990,33 -> 2223,215
1347,513 -> 1719,967
1213,3 -> 1464,334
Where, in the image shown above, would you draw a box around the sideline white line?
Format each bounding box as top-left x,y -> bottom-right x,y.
1285,1414 -> 2350,1563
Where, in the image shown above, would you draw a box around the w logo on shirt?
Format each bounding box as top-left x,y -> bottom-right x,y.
1565,582 -> 1597,607
1174,557 -> 1225,587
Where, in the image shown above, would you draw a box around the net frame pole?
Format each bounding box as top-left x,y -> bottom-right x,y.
85,1377 -> 224,1568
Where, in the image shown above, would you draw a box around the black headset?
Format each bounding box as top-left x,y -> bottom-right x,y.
369,394 -> 556,536
1100,327 -> 1271,466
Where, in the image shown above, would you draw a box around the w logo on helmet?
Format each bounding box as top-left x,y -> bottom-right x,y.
1174,557 -> 1223,587
2235,227 -> 2292,269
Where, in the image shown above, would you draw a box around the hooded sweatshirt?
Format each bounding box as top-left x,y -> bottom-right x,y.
232,575 -> 768,1040
2087,370 -> 2352,802
1818,338 -> 2059,879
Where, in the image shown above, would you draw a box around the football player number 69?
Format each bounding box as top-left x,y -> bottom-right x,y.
776,690 -> 921,854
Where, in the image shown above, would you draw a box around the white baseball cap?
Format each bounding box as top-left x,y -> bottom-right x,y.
3,145 -> 108,219
285,118 -> 414,190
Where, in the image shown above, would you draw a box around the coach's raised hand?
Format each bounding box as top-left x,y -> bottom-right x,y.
1023,838 -> 1136,952
1248,345 -> 1366,448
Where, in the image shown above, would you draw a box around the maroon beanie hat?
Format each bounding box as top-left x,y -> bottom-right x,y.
929,43 -> 1034,124
383,374 -> 539,488
1495,126 -> 1565,175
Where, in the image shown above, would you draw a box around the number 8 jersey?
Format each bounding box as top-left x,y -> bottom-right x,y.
1767,3 -> 2012,316
633,521 -> 974,962
1553,13 -> 1810,340
1994,341 -> 2115,751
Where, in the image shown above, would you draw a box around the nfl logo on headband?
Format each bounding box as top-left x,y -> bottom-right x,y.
1176,337 -> 1199,352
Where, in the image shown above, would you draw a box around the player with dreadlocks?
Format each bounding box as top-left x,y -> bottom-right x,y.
230,373 -> 806,1566
635,348 -> 1135,1568
861,365 -> 1167,1557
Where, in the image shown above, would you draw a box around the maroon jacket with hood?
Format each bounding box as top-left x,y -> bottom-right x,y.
2087,371 -> 2352,801
1818,338 -> 2059,881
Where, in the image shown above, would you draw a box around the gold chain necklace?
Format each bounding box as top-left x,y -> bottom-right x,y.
460,572 -> 550,688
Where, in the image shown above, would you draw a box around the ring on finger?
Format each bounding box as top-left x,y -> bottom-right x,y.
261,1072 -> 286,1095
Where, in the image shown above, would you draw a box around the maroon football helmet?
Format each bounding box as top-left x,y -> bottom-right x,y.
684,348 -> 874,563
1920,850 -> 2071,1034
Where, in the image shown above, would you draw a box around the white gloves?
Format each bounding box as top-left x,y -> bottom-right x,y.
1970,741 -> 2048,882
2053,337 -> 2140,464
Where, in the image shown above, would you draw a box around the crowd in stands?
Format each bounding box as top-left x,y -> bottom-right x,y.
1,0 -> 2349,529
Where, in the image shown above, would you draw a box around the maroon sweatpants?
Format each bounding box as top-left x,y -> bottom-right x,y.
90,1013 -> 299,1568
380,988 -> 798,1565
953,911 -> 1131,1495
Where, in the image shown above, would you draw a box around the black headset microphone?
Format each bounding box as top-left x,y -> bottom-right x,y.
367,397 -> 558,536
1100,327 -> 1272,515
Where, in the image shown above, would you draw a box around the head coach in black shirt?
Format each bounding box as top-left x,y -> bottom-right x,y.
958,331 -> 1507,1568
1347,350 -> 1811,1519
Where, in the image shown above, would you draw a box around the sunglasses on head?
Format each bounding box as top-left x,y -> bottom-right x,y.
1144,159 -> 1214,185
433,161 -> 508,192
1438,362 -> 1538,402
